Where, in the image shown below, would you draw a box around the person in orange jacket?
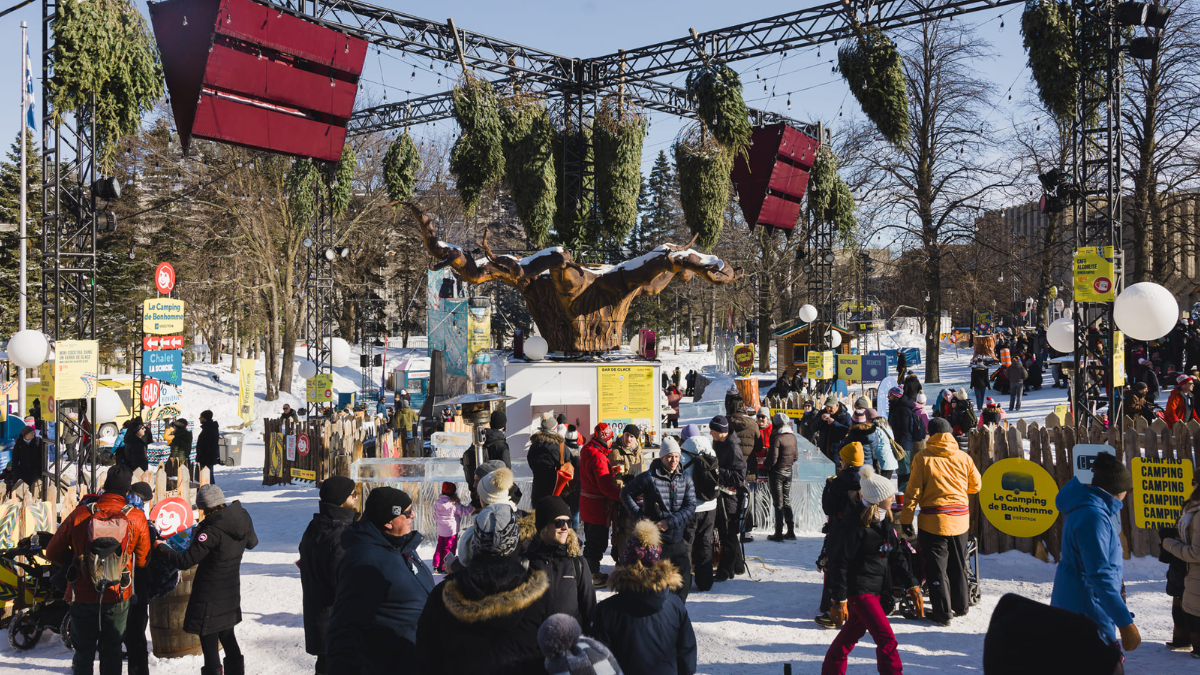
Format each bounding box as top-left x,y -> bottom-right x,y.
46,465 -> 152,675
899,417 -> 981,627
1165,375 -> 1200,429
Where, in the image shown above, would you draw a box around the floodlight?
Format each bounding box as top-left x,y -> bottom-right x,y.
337,246 -> 350,258
92,176 -> 121,200
1128,36 -> 1161,60
325,248 -> 336,261
1115,2 -> 1170,28
302,237 -> 314,248
103,211 -> 118,233
1038,168 -> 1064,192
1039,194 -> 1066,214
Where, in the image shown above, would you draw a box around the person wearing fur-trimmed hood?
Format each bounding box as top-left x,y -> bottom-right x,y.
417,503 -> 557,674
526,496 -> 597,630
589,521 -> 698,675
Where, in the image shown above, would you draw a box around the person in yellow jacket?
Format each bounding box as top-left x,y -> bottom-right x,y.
899,417 -> 981,627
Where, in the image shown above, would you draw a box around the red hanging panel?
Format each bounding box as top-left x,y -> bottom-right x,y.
148,0 -> 367,162
731,123 -> 821,231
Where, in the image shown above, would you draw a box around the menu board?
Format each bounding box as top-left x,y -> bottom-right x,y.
598,365 -> 656,431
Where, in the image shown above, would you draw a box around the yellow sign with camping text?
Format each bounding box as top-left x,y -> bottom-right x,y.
1132,457 -> 1193,529
980,458 -> 1060,537
807,350 -> 834,380
142,298 -> 186,335
1074,247 -> 1115,302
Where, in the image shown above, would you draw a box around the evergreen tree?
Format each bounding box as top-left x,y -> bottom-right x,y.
0,131 -> 42,336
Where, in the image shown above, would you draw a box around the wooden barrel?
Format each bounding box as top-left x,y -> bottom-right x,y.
148,567 -> 201,657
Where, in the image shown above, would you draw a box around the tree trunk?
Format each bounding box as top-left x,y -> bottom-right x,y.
707,288 -> 715,352
265,288 -> 281,401
757,230 -> 773,373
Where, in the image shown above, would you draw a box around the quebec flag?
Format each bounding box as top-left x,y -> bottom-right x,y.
23,41 -> 35,129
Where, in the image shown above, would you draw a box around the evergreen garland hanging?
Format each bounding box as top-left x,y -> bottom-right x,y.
499,95 -> 557,247
383,133 -> 421,204
684,64 -> 753,157
674,124 -> 733,251
806,147 -> 857,246
286,158 -> 320,225
330,145 -> 355,219
552,121 -> 594,249
51,0 -> 165,170
593,98 -> 647,245
837,27 -> 910,147
1021,0 -> 1077,122
449,75 -> 505,215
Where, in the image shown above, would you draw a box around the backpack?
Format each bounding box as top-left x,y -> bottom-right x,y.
80,503 -> 135,595
683,451 -> 720,502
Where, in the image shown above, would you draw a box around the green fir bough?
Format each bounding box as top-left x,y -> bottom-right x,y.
674,126 -> 733,251
593,99 -> 647,245
685,64 -> 753,157
499,96 -> 557,247
838,28 -> 910,147
383,133 -> 421,204
449,76 -> 505,215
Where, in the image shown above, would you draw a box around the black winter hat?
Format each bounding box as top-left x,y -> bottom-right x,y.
928,417 -> 953,435
535,496 -> 572,532
1090,452 -> 1133,496
709,415 -> 729,433
490,410 -> 507,430
984,593 -> 1119,675
130,482 -> 153,502
622,423 -> 640,438
319,476 -> 356,506
364,487 -> 412,528
103,465 -> 133,495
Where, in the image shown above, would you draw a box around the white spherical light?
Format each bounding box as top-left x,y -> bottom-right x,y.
799,304 -> 818,323
1046,318 -> 1074,353
298,360 -> 318,380
828,331 -> 842,349
1114,282 -> 1179,341
525,335 -> 549,361
329,337 -> 351,368
95,387 -> 122,424
6,330 -> 49,368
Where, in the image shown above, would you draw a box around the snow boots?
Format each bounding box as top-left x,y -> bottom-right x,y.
783,507 -> 796,540
767,509 -> 785,542
225,654 -> 245,675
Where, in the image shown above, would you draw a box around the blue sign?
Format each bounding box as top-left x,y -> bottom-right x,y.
861,355 -> 889,382
870,348 -> 921,369
143,349 -> 183,385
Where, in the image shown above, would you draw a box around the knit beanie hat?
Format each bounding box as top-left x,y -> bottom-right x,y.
888,386 -> 903,398
916,392 -> 927,405
196,484 -> 226,510
538,614 -> 624,675
858,467 -> 895,505
103,465 -> 133,495
364,487 -> 412,528
680,424 -> 701,442
1090,452 -> 1133,496
130,482 -> 154,503
928,417 -> 953,435
472,503 -> 520,558
593,423 -> 614,444
852,410 -> 867,423
475,459 -> 507,480
955,388 -> 969,401
709,415 -> 729,433
757,406 -> 771,418
620,520 -> 663,567
865,408 -> 882,420
839,442 -> 864,468
490,409 -> 507,429
540,412 -> 558,433
320,476 -> 356,505
535,496 -> 572,532
565,426 -> 579,442
556,414 -> 567,425
660,436 -> 681,458
478,467 -> 516,506
622,423 -> 641,438
854,396 -> 871,410
441,481 -> 457,496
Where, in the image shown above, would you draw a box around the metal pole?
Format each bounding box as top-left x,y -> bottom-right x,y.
18,21 -> 28,416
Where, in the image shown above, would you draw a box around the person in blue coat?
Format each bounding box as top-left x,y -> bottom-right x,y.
1051,453 -> 1142,661
325,487 -> 433,675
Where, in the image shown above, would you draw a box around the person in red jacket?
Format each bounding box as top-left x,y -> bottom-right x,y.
1165,375 -> 1200,429
579,422 -> 621,587
46,465 -> 151,675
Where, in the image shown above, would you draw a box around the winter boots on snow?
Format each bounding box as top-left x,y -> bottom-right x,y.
783,507 -> 796,540
768,508 -> 796,542
768,509 -> 785,542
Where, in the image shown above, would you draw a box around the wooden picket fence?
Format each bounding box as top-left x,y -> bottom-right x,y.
262,412 -> 430,487
967,414 -> 1198,560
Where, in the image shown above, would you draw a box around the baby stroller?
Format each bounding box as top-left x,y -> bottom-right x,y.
1,531 -> 73,651
882,500 -> 982,617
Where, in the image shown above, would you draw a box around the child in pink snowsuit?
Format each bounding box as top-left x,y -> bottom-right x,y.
433,481 -> 471,573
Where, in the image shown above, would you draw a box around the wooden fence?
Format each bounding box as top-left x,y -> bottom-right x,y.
968,414 -> 1198,560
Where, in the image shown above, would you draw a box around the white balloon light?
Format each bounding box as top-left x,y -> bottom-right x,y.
6,330 -> 49,368
95,387 -> 122,424
329,337 -> 351,368
799,304 -> 818,323
629,333 -> 640,354
1046,318 -> 1075,353
1114,282 -> 1179,341
828,331 -> 842,349
297,360 -> 318,380
525,335 -> 549,361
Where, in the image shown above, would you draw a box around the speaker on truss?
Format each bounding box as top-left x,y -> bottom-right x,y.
730,122 -> 820,232
148,0 -> 368,162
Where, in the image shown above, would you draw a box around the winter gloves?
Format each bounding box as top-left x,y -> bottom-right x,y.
900,524 -> 916,539
832,601 -> 848,627
1119,623 -> 1142,651
908,586 -> 925,618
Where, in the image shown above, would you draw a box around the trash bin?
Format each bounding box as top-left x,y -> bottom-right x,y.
219,431 -> 243,467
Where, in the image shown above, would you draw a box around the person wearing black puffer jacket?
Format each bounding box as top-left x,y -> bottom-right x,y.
710,416 -> 747,582
155,485 -> 259,675
196,410 -> 221,484
527,414 -> 566,506
483,410 -> 512,467
886,386 -> 926,492
120,418 -> 151,473
765,412 -> 799,542
298,476 -> 357,675
526,496 -> 596,629
620,438 -> 697,601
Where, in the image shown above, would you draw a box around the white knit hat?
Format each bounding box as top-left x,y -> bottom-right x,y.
478,467 -> 516,507
660,436 -> 681,458
858,467 -> 895,505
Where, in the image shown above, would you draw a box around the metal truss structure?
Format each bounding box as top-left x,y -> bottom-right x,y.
1071,0 -> 1123,427
358,298 -> 387,409
304,182 -> 336,416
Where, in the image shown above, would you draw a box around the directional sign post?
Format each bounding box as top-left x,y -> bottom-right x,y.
141,379 -> 161,408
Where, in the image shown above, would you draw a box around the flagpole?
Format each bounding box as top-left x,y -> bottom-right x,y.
17,21 -> 28,417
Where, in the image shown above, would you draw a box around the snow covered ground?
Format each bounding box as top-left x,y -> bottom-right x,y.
3,336 -> 1184,673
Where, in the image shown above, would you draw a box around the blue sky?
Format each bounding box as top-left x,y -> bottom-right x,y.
0,0 -> 1033,180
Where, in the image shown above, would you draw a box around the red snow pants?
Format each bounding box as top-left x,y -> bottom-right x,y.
821,594 -> 903,675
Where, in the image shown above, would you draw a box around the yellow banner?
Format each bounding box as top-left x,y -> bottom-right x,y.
1112,330 -> 1125,388
1132,457 -> 1193,529
770,408 -> 806,419
238,359 -> 255,425
268,433 -> 284,478
53,340 -> 99,399
290,468 -> 316,481
307,374 -> 333,403
837,354 -> 861,382
142,298 -> 186,335
807,350 -> 834,380
598,365 -> 656,427
980,458 -> 1060,537
1074,247 -> 1115,302
467,305 -> 491,365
